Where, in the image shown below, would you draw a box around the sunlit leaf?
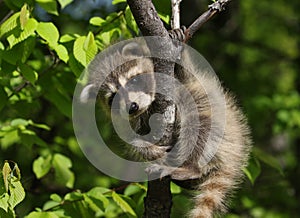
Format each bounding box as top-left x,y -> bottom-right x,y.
10,118 -> 28,128
124,184 -> 143,196
26,211 -> 60,218
7,18 -> 38,48
36,0 -> 58,16
28,120 -> 51,130
54,44 -> 69,63
33,155 -> 52,179
50,194 -> 62,202
36,22 -> 59,48
124,7 -> 139,35
52,154 -> 74,188
2,161 -> 11,193
73,36 -> 86,66
64,191 -> 83,201
84,32 -> 97,63
0,12 -> 20,38
112,192 -> 136,217
0,193 -> 9,212
112,0 -> 126,5
89,17 -> 105,27
20,4 -> 29,30
57,0 -> 73,9
8,178 -> 26,209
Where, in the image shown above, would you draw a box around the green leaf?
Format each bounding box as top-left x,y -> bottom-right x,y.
112,0 -> 126,5
7,18 -> 38,48
0,130 -> 19,149
73,36 -> 86,66
36,0 -> 58,16
87,187 -> 111,196
8,178 -> 26,209
2,161 -> 11,193
64,191 -> 83,201
20,4 -> 29,30
83,194 -> 105,215
44,88 -> 72,118
89,17 -> 105,27
170,182 -> 181,194
84,32 -> 97,63
152,0 -> 171,24
68,53 -> 84,77
57,0 -> 73,9
124,7 -> 139,35
253,147 -> 284,175
59,34 -> 76,43
243,156 -> 261,185
0,12 -> 20,38
36,22 -> 59,48
54,44 -> 69,63
33,155 -> 52,179
2,37 -> 36,64
86,187 -> 110,210
73,33 -> 97,67
28,120 -> 51,130
26,211 -> 60,218
111,192 -> 136,217
52,154 -> 75,188
0,193 -> 9,212
50,194 -> 62,202
124,184 -> 142,196
10,118 -> 28,128
19,63 -> 38,84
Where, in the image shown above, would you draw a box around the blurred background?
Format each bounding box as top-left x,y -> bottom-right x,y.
0,0 -> 299,217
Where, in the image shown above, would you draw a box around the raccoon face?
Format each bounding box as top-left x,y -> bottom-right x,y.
80,42 -> 155,118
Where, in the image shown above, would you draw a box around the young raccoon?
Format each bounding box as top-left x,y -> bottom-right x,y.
80,41 -> 251,218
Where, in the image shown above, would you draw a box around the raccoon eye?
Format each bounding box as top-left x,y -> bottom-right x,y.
128,102 -> 139,114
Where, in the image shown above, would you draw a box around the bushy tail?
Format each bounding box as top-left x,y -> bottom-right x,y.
189,169 -> 240,218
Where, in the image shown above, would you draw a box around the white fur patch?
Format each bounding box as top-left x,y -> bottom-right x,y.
118,76 -> 127,87
128,91 -> 153,109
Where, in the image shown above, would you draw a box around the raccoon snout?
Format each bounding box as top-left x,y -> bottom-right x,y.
128,102 -> 139,114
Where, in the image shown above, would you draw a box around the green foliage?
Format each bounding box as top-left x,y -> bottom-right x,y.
0,0 -> 299,217
0,161 -> 25,217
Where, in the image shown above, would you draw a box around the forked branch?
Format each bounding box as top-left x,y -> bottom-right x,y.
184,0 -> 232,41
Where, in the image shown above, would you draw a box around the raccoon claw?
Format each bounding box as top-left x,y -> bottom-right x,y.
168,26 -> 187,41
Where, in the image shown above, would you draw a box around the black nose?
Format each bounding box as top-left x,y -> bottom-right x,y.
128,102 -> 139,114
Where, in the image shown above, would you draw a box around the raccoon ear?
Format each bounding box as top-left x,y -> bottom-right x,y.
121,42 -> 144,57
80,84 -> 97,103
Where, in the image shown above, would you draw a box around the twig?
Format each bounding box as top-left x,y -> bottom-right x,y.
0,10 -> 14,25
184,0 -> 232,41
171,0 -> 182,29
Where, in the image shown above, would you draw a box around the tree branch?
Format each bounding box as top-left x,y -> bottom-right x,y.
126,0 -> 178,217
184,0 -> 232,41
126,0 -> 169,37
171,0 -> 182,29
